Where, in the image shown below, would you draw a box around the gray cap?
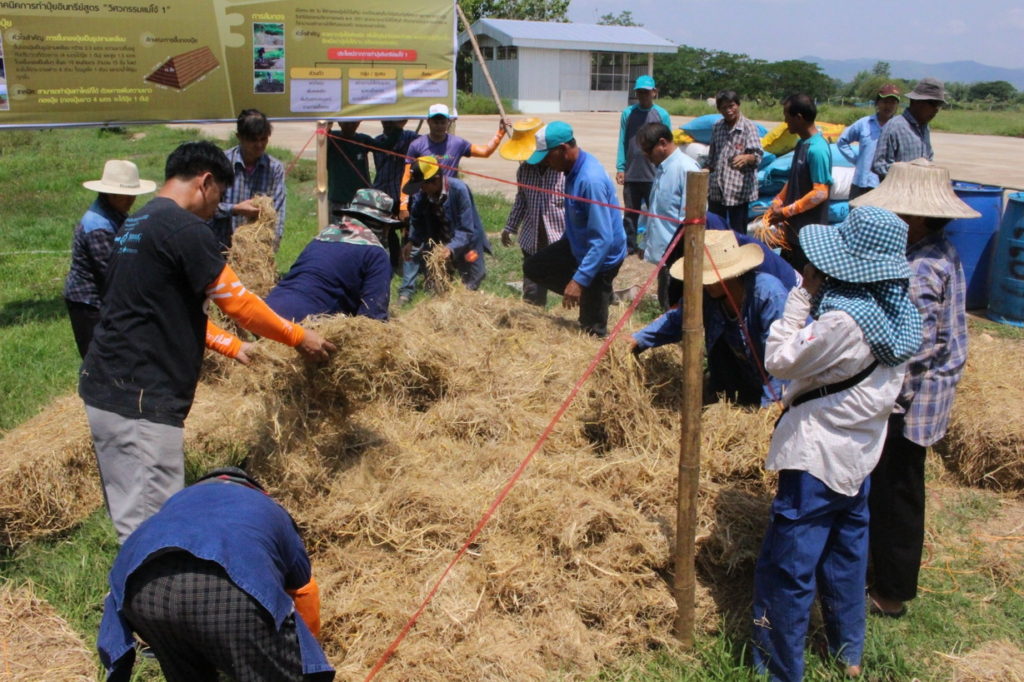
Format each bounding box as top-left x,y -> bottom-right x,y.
907,77 -> 947,104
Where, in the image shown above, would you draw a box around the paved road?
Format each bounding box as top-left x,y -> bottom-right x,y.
176,112 -> 1024,200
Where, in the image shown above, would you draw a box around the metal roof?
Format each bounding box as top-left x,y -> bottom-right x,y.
460,18 -> 677,53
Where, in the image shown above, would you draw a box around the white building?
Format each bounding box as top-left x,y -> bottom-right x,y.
458,19 -> 676,113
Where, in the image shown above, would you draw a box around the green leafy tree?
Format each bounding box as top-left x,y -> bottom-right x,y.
968,80 -> 1016,102
872,61 -> 891,78
460,0 -> 570,23
597,10 -> 641,26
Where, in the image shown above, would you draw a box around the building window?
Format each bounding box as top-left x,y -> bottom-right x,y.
590,52 -> 646,91
480,46 -> 495,60
496,46 -> 517,60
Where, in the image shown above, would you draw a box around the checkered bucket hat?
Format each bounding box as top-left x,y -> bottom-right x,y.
799,206 -> 912,283
341,188 -> 401,224
803,207 -> 922,366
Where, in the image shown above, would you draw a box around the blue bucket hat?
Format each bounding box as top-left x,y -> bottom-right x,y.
803,206 -> 922,366
799,206 -> 912,283
527,121 -> 574,165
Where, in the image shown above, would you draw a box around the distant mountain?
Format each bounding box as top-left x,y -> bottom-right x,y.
802,57 -> 1024,90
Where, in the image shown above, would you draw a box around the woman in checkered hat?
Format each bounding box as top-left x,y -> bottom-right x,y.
751,206 -> 923,681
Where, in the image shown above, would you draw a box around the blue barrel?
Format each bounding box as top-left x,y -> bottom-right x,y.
988,192 -> 1024,327
948,182 -> 1003,309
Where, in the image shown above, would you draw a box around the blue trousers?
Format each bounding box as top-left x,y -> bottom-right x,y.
752,470 -> 869,682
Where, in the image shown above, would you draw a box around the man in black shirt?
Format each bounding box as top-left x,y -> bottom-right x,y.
80,141 -> 334,542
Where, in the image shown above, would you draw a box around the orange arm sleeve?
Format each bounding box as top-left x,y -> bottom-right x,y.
205,320 -> 242,358
399,162 -> 413,211
287,576 -> 321,637
781,182 -> 830,218
771,183 -> 788,209
206,264 -> 305,347
469,128 -> 505,158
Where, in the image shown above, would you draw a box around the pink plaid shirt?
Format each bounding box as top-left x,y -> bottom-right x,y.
503,162 -> 566,254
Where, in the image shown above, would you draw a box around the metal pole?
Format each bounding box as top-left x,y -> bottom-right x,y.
455,3 -> 508,129
316,119 -> 329,229
672,169 -> 709,645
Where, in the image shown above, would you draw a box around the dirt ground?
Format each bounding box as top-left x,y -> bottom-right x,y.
177,111 -> 1024,199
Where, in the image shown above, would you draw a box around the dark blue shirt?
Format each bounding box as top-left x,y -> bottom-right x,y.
633,271 -> 792,407
408,176 -> 489,259
266,239 -> 391,321
98,481 -> 333,679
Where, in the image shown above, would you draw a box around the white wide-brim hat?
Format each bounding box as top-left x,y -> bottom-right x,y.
669,229 -> 764,285
849,159 -> 980,219
83,159 -> 157,196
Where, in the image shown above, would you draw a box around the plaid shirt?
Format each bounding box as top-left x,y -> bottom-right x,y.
871,109 -> 933,180
63,197 -> 127,307
707,115 -> 763,205
503,162 -> 566,254
217,146 -> 287,239
895,232 -> 968,446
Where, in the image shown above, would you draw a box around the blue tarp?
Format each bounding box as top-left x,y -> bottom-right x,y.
681,114 -> 768,144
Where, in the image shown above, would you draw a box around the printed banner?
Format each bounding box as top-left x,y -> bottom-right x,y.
0,0 -> 455,127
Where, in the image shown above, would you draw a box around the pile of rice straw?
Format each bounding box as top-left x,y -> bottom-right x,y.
940,331 -> 1024,492
0,581 -> 96,681
0,395 -> 100,548
188,288 -> 777,678
228,194 -> 279,297
943,639 -> 1024,681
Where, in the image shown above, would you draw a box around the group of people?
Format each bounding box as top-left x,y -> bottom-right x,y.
64,74 -> 973,681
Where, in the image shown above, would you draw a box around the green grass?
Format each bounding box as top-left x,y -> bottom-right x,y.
658,97 -> 1024,136
3,127 -> 1024,681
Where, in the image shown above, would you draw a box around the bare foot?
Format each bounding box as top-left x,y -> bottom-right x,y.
846,664 -> 862,677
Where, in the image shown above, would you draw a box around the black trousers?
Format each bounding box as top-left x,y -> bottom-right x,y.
708,200 -> 750,235
65,299 -> 101,359
848,184 -> 872,200
123,552 -> 305,682
523,238 -> 622,337
622,181 -> 652,254
868,414 -> 927,602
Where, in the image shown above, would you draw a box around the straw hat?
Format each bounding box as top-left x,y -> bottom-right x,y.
83,159 -> 156,195
800,206 -> 912,283
849,159 -> 980,219
669,230 -> 764,285
499,118 -> 544,161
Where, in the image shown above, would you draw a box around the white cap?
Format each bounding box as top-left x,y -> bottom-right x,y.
427,103 -> 452,119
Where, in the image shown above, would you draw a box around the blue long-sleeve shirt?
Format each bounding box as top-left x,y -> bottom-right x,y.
632,271 -> 791,407
836,114 -> 885,189
564,150 -> 627,286
98,481 -> 333,680
265,238 -> 391,321
641,148 -> 701,264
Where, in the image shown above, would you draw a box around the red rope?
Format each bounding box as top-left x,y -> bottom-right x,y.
325,130 -> 373,188
282,128 -> 319,178
363,218 -> 691,682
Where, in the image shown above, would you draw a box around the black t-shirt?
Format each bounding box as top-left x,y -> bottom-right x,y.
79,197 -> 225,426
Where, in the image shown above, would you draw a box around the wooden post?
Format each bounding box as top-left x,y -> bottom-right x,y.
316,119 -> 329,229
455,3 -> 508,129
673,169 -> 709,646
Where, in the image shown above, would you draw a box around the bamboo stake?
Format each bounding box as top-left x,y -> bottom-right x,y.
455,3 -> 508,130
673,169 -> 709,646
316,119 -> 329,229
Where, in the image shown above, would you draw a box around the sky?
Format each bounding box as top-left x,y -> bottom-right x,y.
567,0 -> 1024,70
